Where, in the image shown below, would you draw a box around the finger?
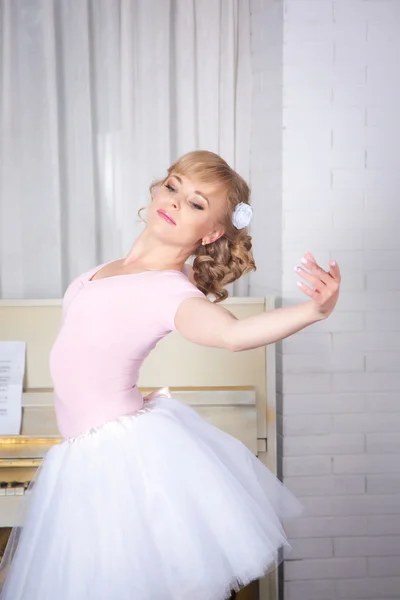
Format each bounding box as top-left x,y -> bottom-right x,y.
299,259 -> 332,286
328,260 -> 341,282
295,266 -> 327,289
304,251 -> 317,264
305,253 -> 341,284
297,281 -> 319,300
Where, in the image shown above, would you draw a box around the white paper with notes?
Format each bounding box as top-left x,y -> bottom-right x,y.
0,341 -> 26,435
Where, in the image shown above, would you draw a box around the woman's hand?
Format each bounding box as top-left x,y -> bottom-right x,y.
295,251 -> 341,319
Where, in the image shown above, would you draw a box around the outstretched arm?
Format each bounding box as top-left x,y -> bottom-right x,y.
175,253 -> 341,352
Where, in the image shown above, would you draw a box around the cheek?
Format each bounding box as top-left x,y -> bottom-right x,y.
184,208 -> 208,227
176,211 -> 207,241
151,186 -> 164,202
149,189 -> 169,214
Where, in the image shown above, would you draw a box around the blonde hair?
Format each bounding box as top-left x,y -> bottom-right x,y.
144,150 -> 256,303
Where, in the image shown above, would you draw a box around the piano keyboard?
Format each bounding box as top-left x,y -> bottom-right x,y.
0,482 -> 32,496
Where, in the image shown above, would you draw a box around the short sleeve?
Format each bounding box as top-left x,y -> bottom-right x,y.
162,273 -> 206,333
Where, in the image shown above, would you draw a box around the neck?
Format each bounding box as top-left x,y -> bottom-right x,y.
124,229 -> 190,271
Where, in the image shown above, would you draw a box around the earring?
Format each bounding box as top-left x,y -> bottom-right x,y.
201,240 -> 206,246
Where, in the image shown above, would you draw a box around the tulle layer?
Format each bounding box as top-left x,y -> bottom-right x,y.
0,397 -> 302,600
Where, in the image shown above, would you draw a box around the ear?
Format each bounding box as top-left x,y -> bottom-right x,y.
203,227 -> 225,245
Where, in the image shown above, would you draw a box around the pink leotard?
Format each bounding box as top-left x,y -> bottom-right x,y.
49,259 -> 205,439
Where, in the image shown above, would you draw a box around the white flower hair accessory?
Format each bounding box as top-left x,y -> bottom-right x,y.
232,202 -> 253,230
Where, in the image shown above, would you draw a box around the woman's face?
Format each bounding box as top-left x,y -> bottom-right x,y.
146,172 -> 227,250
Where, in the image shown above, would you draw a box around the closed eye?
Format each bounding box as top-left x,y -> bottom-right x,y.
165,180 -> 204,210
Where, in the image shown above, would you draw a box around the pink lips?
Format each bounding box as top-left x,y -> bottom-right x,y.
157,209 -> 176,225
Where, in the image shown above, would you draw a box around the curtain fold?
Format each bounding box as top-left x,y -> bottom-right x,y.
0,0 -> 252,298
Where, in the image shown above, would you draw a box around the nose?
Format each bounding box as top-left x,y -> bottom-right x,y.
169,194 -> 182,210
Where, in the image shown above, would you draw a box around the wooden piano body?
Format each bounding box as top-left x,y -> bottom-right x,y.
0,296 -> 278,600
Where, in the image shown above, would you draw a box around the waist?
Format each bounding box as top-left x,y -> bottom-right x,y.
64,403 -> 154,443
58,387 -> 172,442
54,386 -> 144,439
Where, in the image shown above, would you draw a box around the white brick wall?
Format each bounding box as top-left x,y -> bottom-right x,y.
250,0 -> 400,598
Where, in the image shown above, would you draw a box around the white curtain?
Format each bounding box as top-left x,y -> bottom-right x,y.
0,0 -> 252,299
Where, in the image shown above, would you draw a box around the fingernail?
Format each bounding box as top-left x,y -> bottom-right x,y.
301,257 -> 308,265
296,281 -> 302,287
294,266 -> 301,272
330,260 -> 336,266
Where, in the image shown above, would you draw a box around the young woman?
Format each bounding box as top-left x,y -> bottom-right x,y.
0,151 -> 340,600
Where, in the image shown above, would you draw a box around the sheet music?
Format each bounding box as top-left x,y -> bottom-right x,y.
0,341 -> 26,435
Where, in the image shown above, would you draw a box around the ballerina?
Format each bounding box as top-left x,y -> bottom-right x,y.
0,150 -> 340,600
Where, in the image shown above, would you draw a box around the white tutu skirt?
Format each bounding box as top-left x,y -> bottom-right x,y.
0,397 -> 301,600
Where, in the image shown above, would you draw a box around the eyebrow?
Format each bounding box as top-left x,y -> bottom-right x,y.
171,175 -> 209,204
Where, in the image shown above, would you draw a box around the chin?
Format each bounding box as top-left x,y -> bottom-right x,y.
148,224 -> 193,250
147,220 -> 177,241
